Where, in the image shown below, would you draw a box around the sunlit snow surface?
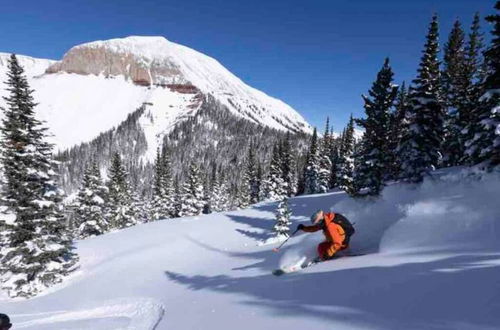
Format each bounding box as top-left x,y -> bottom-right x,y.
1,168 -> 499,329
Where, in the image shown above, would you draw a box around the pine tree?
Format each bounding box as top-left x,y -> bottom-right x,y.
160,149 -> 176,217
246,144 -> 260,204
318,118 -> 332,193
462,13 -> 486,164
352,137 -> 366,195
280,132 -> 297,197
262,144 -> 287,201
303,128 -> 320,194
107,152 -> 137,229
172,177 -> 182,218
150,148 -> 168,220
238,169 -> 251,209
441,19 -> 467,166
338,116 -> 356,193
211,171 -> 230,212
256,162 -> 263,201
273,197 -> 292,238
328,143 -> 341,189
178,162 -> 205,216
465,2 -> 500,167
0,54 -> 77,298
387,82 -> 409,179
355,58 -> 398,195
399,15 -> 445,182
73,160 -> 108,238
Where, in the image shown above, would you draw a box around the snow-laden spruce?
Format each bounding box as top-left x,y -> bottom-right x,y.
337,116 -> 356,194
106,152 -> 140,229
354,58 -> 398,196
465,3 -> 500,168
398,15 -> 445,183
0,55 -> 77,298
273,197 -> 292,238
72,160 -> 108,238
260,144 -> 287,201
177,162 -> 205,217
149,147 -> 176,220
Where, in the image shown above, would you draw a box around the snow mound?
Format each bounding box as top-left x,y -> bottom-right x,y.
13,298 -> 164,329
380,173 -> 500,253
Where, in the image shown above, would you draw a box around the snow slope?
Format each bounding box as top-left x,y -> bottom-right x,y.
0,36 -> 312,156
1,168 -> 499,329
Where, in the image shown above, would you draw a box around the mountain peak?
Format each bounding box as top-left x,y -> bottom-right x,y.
45,36 -> 312,134
74,36 -> 173,59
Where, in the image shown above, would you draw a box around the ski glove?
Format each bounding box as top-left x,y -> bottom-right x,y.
297,224 -> 305,231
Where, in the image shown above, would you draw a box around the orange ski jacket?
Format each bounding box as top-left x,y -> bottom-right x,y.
301,212 -> 346,250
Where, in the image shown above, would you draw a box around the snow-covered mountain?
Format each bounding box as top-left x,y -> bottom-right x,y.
1,168 -> 499,329
0,36 -> 312,158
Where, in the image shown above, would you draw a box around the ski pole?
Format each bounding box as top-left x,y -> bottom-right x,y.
273,228 -> 300,252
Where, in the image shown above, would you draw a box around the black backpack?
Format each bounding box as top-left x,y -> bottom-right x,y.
332,213 -> 355,244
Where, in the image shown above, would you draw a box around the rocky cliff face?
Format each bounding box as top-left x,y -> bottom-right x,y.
46,41 -> 184,86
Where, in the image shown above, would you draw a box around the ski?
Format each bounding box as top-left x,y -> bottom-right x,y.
272,253 -> 367,276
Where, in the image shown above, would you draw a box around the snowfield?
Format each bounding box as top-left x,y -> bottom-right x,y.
1,168 -> 499,329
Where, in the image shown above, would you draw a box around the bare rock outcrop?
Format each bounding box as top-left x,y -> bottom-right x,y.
46,44 -> 185,86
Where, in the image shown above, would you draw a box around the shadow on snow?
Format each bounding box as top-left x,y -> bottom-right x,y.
165,253 -> 500,329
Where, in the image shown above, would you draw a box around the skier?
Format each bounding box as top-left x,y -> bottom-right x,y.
0,314 -> 11,330
297,210 -> 354,261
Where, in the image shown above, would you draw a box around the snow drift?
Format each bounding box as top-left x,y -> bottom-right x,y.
1,168 -> 499,329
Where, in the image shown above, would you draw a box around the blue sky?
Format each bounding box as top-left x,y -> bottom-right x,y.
0,0 -> 495,130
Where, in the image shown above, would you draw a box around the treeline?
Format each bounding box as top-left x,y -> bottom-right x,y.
70,130 -> 303,237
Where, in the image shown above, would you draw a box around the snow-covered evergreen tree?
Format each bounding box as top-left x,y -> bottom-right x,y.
238,169 -> 251,209
355,58 -> 397,195
337,116 -> 356,193
245,144 -> 260,204
352,138 -> 367,196
462,12 -> 486,164
328,143 -> 341,189
273,197 -> 292,238
149,148 -> 169,220
280,132 -> 297,197
399,15 -> 445,182
130,190 -> 149,223
0,54 -> 77,298
387,82 -> 409,179
149,147 -> 175,220
318,118 -> 332,193
73,160 -> 108,238
106,152 -> 137,229
441,19 -> 468,166
211,171 -> 230,212
465,2 -> 500,168
160,149 -> 176,217
261,144 -> 287,201
303,128 -> 320,194
178,162 -> 205,216
202,176 -> 212,214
